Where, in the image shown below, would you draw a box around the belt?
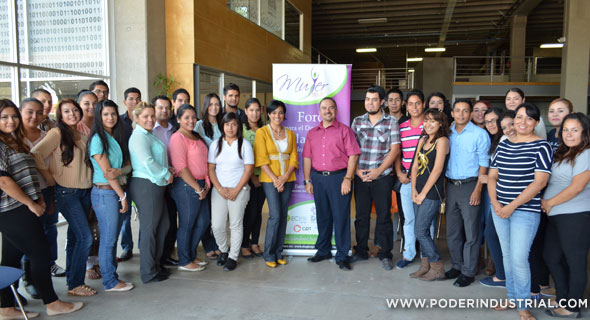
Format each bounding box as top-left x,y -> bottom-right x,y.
313,169 -> 346,176
94,184 -> 127,190
447,177 -> 477,186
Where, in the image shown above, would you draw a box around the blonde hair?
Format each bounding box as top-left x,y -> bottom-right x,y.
132,102 -> 155,129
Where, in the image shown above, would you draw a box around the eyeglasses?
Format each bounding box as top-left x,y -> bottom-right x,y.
484,119 -> 498,125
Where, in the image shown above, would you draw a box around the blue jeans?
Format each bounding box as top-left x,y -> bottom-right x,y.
23,187 -> 58,265
483,195 -> 505,280
413,199 -> 441,262
262,181 -> 294,262
55,185 -> 92,290
91,187 -> 126,289
400,183 -> 435,260
492,208 -> 540,310
118,186 -> 133,253
170,178 -> 209,266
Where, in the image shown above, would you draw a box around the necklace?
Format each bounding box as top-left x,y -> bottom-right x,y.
271,125 -> 284,138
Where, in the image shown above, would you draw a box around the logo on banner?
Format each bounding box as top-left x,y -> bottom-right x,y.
272,64 -> 349,105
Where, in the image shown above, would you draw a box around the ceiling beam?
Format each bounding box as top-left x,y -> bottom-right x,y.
436,0 -> 457,57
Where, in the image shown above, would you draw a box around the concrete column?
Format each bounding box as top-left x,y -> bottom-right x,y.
509,15 -> 527,82
560,0 -> 590,113
112,0 -> 166,107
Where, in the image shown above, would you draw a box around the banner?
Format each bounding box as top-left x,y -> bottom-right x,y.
272,64 -> 352,255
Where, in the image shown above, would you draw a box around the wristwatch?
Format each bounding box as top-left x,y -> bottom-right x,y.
304,180 -> 312,185
343,176 -> 353,181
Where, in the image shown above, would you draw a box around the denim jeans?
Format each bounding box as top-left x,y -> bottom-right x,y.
170,178 -> 209,266
400,182 -> 435,260
413,199 -> 441,262
55,185 -> 92,290
492,208 -> 540,310
23,187 -> 58,265
483,196 -> 505,280
119,208 -> 133,253
262,181 -> 294,262
91,187 -> 126,289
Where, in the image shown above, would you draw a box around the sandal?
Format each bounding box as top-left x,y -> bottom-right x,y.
251,245 -> 263,256
85,268 -> 101,280
207,252 -> 219,260
68,285 -> 97,296
519,310 -> 536,320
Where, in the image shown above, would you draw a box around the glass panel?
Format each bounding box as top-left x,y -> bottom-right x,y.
198,68 -> 221,117
19,68 -> 101,102
0,65 -> 12,100
260,0 -> 282,38
284,1 -> 300,49
17,0 -> 107,76
0,0 -> 11,62
255,81 -> 272,124
227,0 -> 258,24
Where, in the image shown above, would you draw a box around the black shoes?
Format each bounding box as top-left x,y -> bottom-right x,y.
159,267 -> 171,277
161,257 -> 179,267
217,252 -> 229,266
337,260 -> 352,270
444,268 -> 461,280
149,273 -> 169,283
307,254 -> 332,263
118,250 -> 133,262
453,274 -> 475,287
349,253 -> 369,263
223,258 -> 237,271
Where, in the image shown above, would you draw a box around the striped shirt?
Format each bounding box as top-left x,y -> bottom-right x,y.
351,112 -> 400,176
0,142 -> 42,212
491,139 -> 553,213
399,119 -> 423,171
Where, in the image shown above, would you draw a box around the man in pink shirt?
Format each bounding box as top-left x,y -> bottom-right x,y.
303,97 -> 361,270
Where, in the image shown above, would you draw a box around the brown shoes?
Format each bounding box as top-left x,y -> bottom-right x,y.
419,261 -> 445,281
410,257 -> 429,278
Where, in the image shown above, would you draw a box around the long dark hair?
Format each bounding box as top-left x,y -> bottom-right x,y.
201,93 -> 222,139
554,113 -> 590,165
426,92 -> 452,122
244,98 -> 263,130
0,99 -> 28,153
484,107 -> 505,154
56,98 -> 83,166
216,112 -> 244,159
85,100 -> 130,168
421,109 -> 450,143
176,104 -> 203,141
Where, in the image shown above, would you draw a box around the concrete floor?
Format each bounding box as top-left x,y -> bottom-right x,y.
8,212 -> 577,320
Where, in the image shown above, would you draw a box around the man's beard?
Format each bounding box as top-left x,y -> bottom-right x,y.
368,109 -> 381,115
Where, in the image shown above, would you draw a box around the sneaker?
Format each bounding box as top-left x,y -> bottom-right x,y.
223,258 -> 237,271
396,259 -> 413,269
380,258 -> 393,270
50,264 -> 66,277
479,276 -> 506,288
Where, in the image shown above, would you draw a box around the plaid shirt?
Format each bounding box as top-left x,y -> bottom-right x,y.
351,111 -> 400,176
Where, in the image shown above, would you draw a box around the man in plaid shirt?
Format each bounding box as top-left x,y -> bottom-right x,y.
350,85 -> 401,270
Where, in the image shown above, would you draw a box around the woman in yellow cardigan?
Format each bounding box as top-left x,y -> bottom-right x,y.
254,100 -> 299,268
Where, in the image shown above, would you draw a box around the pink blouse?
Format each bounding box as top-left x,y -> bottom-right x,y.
169,131 -> 209,180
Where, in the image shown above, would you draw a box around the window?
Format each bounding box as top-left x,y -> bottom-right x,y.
284,1 -> 301,50
227,0 -> 302,50
0,0 -> 109,104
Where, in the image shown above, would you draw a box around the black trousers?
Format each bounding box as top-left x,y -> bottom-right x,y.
242,182 -> 266,248
529,211 -> 550,293
0,205 -> 59,307
543,212 -> 590,312
353,174 -> 393,260
161,186 -> 177,262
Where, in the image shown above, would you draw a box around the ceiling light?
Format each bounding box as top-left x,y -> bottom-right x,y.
358,18 -> 387,24
424,47 -> 446,52
540,43 -> 563,48
408,69 -> 415,73
356,48 -> 377,53
407,57 -> 423,62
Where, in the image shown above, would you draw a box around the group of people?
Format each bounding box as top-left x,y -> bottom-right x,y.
0,80 -> 588,320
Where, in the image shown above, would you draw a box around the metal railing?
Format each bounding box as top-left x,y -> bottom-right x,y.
351,68 -> 413,90
453,56 -> 562,83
